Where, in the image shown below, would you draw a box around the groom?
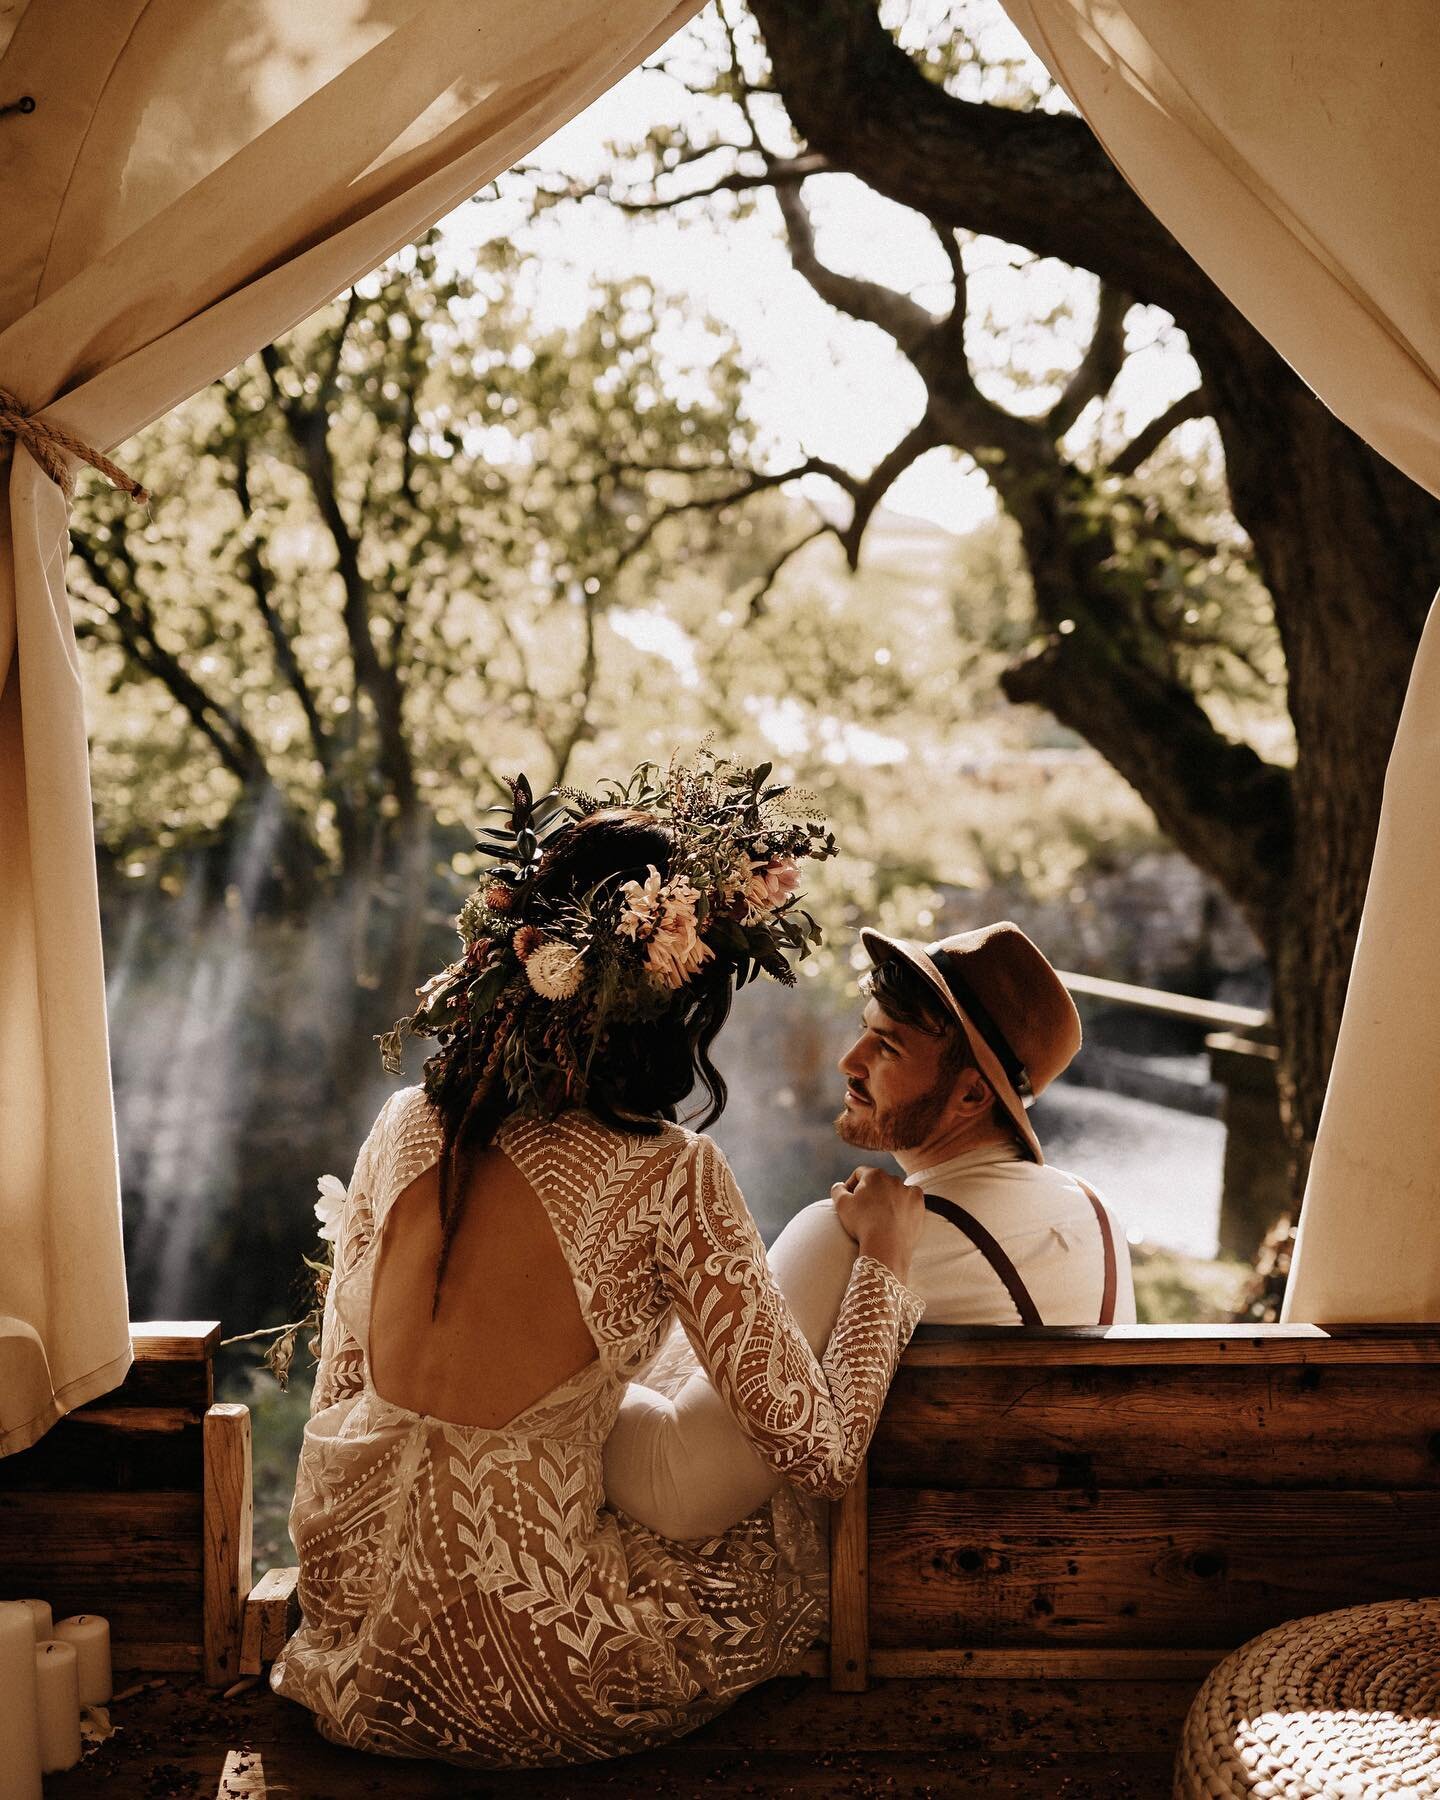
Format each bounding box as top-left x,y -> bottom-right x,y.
603,920 -> 1135,1541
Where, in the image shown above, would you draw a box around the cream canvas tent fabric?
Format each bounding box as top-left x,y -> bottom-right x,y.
999,0 -> 1440,1318
0,0 -> 703,1457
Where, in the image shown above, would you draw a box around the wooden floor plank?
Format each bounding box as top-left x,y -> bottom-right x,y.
45,1671 -> 1188,1799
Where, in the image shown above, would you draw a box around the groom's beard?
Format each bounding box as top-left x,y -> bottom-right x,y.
835,1078 -> 950,1153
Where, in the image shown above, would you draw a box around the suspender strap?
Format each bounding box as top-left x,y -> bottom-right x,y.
923,1193 -> 1043,1327
1075,1180 -> 1118,1327
923,1181 -> 1120,1328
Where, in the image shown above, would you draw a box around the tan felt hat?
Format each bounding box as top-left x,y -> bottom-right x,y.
859,920 -> 1082,1164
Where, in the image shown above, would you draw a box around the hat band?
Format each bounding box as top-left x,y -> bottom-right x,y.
929,950 -> 1033,1101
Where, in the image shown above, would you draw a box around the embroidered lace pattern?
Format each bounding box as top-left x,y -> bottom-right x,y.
271,1087 -> 922,1768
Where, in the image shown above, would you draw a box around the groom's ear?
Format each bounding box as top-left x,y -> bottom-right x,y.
949,1064 -> 993,1118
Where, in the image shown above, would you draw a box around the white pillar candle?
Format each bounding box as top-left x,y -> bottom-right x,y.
0,1603 -> 42,1800
34,1640 -> 81,1774
13,1602 -> 51,1643
53,1614 -> 111,1705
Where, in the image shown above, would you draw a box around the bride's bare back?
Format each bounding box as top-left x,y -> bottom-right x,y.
368,1146 -> 597,1429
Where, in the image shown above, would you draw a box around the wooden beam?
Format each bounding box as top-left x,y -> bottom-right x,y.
203,1405 -> 253,1688
866,1486 -> 1440,1654
240,1567 -> 299,1676
800,1646 -> 1222,1680
871,1361 -> 1440,1491
1057,969 -> 1269,1034
829,1463 -> 869,1692
131,1322 -> 223,1359
903,1323 -> 1440,1366
872,1647 -> 1225,1680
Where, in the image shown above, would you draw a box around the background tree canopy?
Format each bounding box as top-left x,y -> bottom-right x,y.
509,0 -> 1440,1190
75,0 -> 1413,1344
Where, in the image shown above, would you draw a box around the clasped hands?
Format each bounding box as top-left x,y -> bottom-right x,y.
830,1166 -> 925,1285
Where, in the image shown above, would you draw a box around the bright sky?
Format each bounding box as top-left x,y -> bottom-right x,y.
436,10 -> 1206,539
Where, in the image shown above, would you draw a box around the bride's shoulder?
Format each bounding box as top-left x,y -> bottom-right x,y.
363,1084 -> 440,1169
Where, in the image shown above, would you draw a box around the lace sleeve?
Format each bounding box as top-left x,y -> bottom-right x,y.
309,1102 -> 390,1416
655,1135 -> 923,1501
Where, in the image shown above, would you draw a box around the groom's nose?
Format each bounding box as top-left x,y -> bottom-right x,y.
838,1037 -> 866,1080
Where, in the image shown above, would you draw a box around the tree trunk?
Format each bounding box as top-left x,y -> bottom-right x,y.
1205,334 -> 1440,1180
743,0 -> 1440,1201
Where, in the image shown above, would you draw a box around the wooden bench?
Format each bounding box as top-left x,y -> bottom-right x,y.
8,1317 -> 1440,1727
0,1321 -> 266,1686
819,1322 -> 1440,1691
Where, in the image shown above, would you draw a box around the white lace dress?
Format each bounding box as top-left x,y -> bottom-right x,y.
270,1086 -> 923,1768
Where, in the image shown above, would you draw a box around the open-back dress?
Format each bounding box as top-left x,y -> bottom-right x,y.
271,1085 -> 923,1767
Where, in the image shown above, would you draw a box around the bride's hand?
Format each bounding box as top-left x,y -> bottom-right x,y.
831,1167 -> 924,1285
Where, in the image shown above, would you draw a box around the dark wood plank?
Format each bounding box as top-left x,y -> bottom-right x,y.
83,1352 -> 212,1411
130,1322 -> 223,1360
868,1647 -> 1224,1678
204,1405 -> 254,1686
904,1323 -> 1440,1365
0,1489 -> 203,1574
828,1471 -> 868,1690
871,1362 -> 1440,1489
1,1585 -> 201,1668
867,1486 -> 1440,1650
0,1409 -> 203,1491
240,1567 -> 300,1674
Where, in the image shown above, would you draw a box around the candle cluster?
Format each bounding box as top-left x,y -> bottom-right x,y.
0,1600 -> 110,1795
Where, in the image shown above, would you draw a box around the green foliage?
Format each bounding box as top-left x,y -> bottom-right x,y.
72,233 -> 755,877
78,222 -> 1172,961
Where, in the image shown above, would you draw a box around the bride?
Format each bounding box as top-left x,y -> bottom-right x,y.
270,753 -> 924,1768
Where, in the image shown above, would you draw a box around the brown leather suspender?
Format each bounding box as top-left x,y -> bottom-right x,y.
1076,1179 -> 1118,1328
923,1194 -> 1043,1325
923,1179 -> 1118,1328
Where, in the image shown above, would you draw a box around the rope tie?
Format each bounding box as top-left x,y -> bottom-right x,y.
0,384 -> 149,506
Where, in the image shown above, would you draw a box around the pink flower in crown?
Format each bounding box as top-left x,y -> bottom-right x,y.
743,854 -> 802,920
618,865 -> 666,942
619,866 -> 715,989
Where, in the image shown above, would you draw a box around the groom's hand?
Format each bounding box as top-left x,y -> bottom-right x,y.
831,1167 -> 924,1284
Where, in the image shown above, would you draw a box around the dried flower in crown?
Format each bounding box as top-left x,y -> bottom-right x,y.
525,941 -> 586,1000
375,747 -> 838,1120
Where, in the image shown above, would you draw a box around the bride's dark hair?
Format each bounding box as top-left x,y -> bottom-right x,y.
422,810 -> 733,1312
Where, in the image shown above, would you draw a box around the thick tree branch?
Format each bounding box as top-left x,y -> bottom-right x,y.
745,518 -> 836,617
564,150 -> 827,213
1048,284 -> 1131,439
261,338 -> 417,816
840,416 -> 944,566
747,0 -> 1222,325
70,529 -> 270,789
230,434 -> 334,776
550,582 -> 600,788
612,456 -> 858,572
773,179 -> 937,353
1111,387 -> 1212,476
1001,624 -> 1294,930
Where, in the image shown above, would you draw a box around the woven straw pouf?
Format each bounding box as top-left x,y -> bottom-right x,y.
1174,1598 -> 1440,1798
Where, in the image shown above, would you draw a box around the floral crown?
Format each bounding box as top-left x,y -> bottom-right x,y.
377,748 -> 837,1118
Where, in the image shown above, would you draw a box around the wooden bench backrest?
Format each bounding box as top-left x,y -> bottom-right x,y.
829,1323 -> 1440,1689
0,1322 -> 252,1685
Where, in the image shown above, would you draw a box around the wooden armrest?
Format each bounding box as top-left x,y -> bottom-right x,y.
203,1404 -> 253,1687
829,1464 -> 868,1692
240,1567 -> 300,1676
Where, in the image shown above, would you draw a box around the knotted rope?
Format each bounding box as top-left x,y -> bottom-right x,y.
0,384 -> 149,506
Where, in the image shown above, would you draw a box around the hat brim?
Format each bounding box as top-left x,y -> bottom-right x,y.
860,927 -> 1045,1164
